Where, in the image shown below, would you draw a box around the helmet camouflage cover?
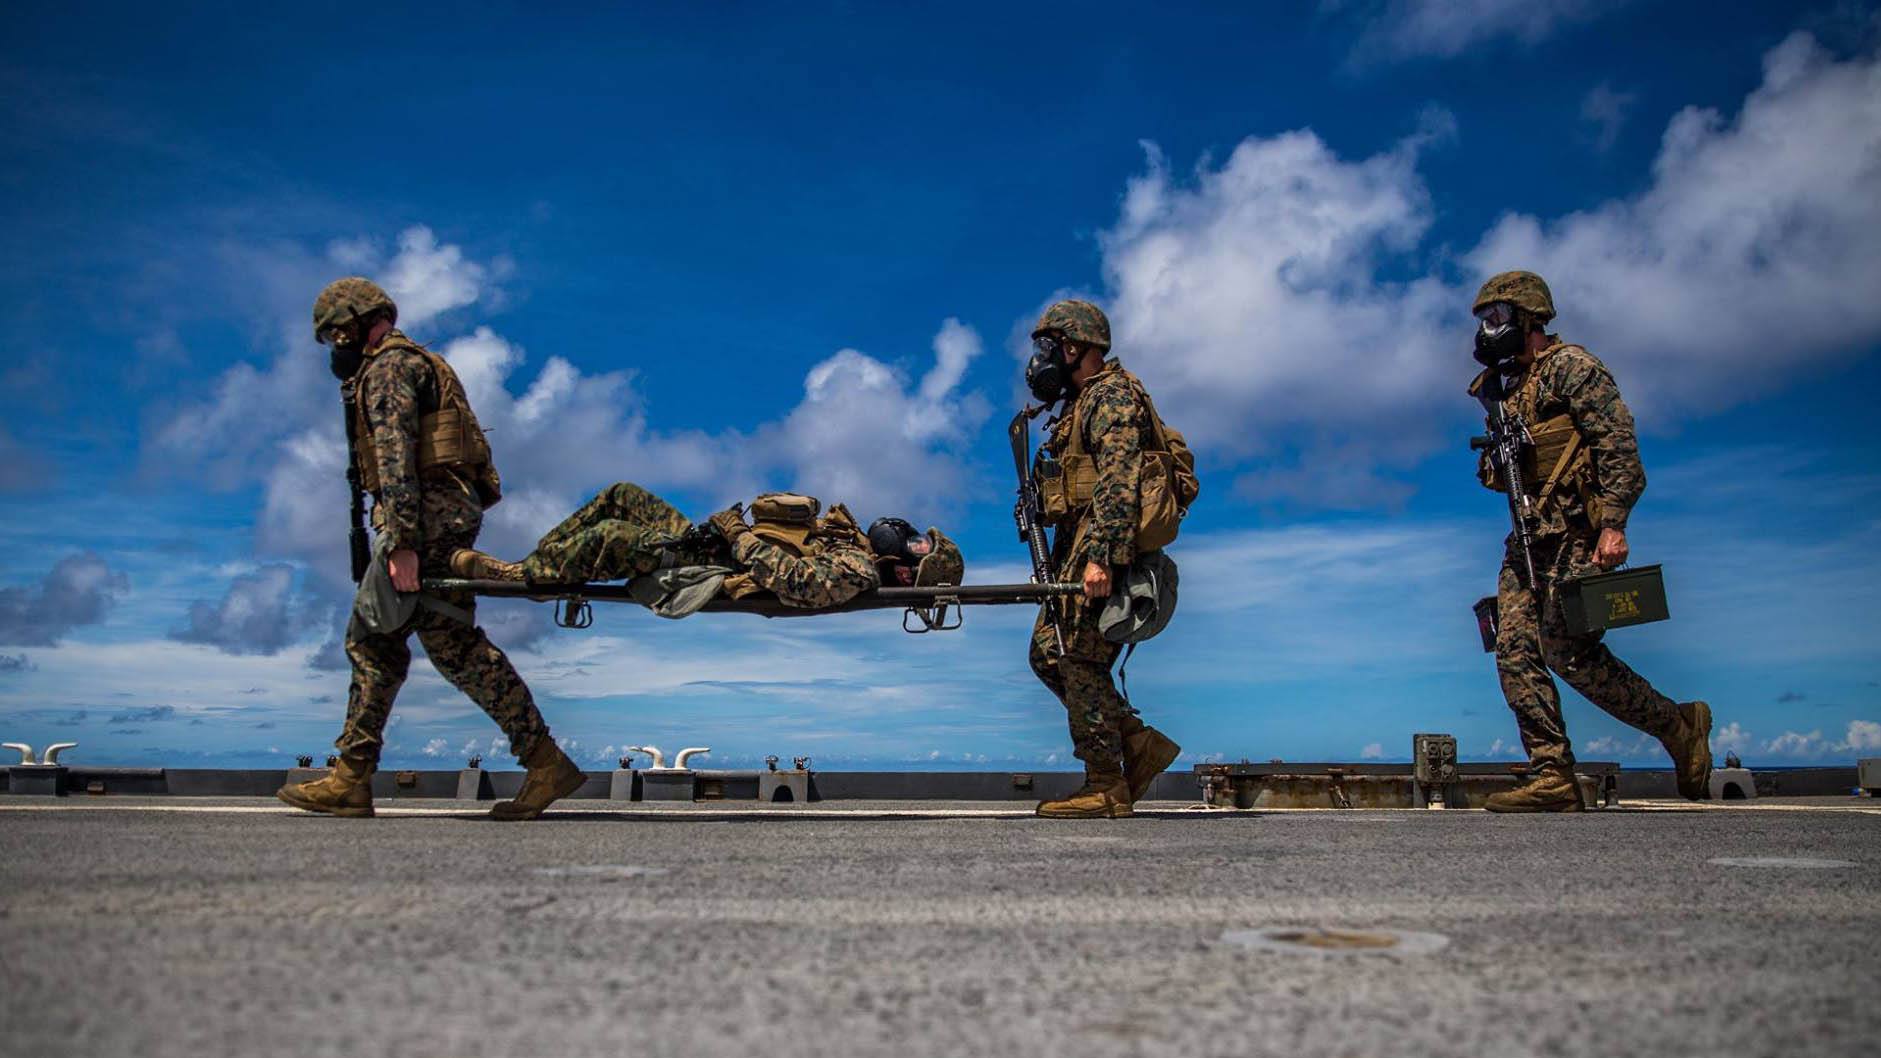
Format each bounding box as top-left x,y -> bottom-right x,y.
912,528 -> 965,587
1032,298 -> 1111,350
1473,271 -> 1555,323
312,277 -> 399,341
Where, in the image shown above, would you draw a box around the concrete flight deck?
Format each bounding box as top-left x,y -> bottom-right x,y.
1,796 -> 1876,1058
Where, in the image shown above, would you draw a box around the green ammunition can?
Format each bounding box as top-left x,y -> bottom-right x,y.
1559,563 -> 1669,635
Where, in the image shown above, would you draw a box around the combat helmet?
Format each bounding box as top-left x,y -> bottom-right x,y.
1473,271 -> 1555,323
913,528 -> 965,588
313,277 -> 399,342
1032,299 -> 1111,350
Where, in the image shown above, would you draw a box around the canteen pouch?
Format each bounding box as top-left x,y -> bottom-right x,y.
1472,596 -> 1499,653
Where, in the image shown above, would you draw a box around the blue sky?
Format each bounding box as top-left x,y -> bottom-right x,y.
2,0 -> 1878,772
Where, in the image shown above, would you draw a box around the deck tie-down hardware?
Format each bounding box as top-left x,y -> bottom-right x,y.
1709,758 -> 1757,801
1326,768 -> 1353,810
4,741 -> 77,796
1412,733 -> 1461,809
457,756 -> 493,801
631,745 -> 713,800
759,756 -> 814,803
4,742 -> 77,765
1195,757 -> 1621,810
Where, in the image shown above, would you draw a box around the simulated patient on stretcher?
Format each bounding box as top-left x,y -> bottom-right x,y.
447,482 -> 963,615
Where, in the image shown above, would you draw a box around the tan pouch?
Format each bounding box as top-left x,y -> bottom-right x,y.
1135,450 -> 1181,552
1040,454 -> 1094,523
749,492 -> 819,524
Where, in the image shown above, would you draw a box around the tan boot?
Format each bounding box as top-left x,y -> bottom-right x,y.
1659,700 -> 1713,800
1122,727 -> 1181,804
1036,773 -> 1134,819
276,754 -> 374,818
1484,768 -> 1583,813
449,548 -> 525,583
490,740 -> 585,820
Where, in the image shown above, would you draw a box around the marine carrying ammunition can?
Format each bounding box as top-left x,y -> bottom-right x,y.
1558,564 -> 1668,635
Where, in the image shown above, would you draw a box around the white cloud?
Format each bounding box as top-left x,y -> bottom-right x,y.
1339,0 -> 1624,64
1092,33 -> 1881,506
1582,733 -> 1657,760
0,552 -> 129,646
1359,742 -> 1384,759
1580,82 -> 1637,151
1757,723 -> 1881,759
170,563 -> 322,655
1098,117 -> 1457,506
759,318 -> 991,523
1846,720 -> 1881,752
1763,729 -> 1830,758
420,738 -> 449,757
1468,33 -> 1881,419
377,226 -> 489,330
1710,721 -> 1753,753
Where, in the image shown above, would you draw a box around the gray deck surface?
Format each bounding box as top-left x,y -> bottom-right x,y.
2,797 -> 1877,1058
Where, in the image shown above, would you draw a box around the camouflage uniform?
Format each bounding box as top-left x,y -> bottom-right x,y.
1029,358 -> 1152,775
522,482 -> 881,610
1476,338 -> 1679,772
339,331 -> 550,765
524,482 -> 693,584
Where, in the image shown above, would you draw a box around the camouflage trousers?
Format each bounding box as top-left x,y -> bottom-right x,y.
338,517 -> 549,767
523,482 -> 693,583
1494,532 -> 1679,772
1029,594 -> 1144,776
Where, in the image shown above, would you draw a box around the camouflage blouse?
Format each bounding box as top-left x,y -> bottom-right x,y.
1475,337 -> 1646,536
1045,358 -> 1150,569
730,531 -> 880,610
355,331 -> 479,554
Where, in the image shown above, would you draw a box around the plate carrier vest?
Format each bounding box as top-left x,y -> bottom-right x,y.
350,335 -> 503,509
1037,367 -> 1199,553
1470,342 -> 1603,527
720,494 -> 870,599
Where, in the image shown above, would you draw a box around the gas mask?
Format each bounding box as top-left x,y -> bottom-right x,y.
321,322 -> 366,381
1025,334 -> 1072,405
1473,301 -> 1524,369
867,516 -> 931,585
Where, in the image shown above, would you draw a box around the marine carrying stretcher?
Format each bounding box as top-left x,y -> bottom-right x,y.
424,578 -> 1085,634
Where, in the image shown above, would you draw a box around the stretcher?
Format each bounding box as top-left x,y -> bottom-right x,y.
423,578 -> 1084,633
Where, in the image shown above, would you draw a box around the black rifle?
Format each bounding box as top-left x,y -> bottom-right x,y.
1009,408 -> 1065,652
340,381 -> 372,584
1471,370 -> 1539,590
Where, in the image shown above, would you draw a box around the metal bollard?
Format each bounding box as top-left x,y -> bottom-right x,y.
5,742 -> 75,797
